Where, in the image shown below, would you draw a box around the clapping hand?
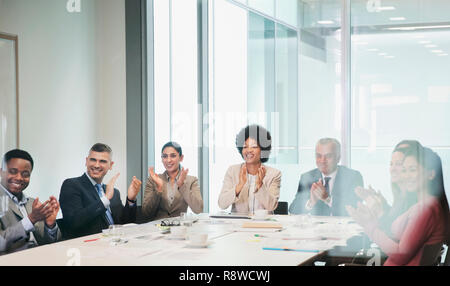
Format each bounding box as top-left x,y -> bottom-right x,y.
127,176 -> 142,201
45,196 -> 60,228
254,165 -> 266,192
311,179 -> 329,202
346,201 -> 377,228
235,164 -> 248,196
354,186 -> 386,219
28,198 -> 53,225
105,173 -> 121,200
149,167 -> 163,192
177,167 -> 189,188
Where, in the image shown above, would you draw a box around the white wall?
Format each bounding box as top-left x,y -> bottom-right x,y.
0,0 -> 128,210
95,0 -> 128,203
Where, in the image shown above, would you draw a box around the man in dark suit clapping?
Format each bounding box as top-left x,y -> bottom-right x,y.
289,138 -> 364,216
59,143 -> 141,239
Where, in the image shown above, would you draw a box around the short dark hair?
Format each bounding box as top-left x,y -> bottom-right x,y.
235,124 -> 272,163
161,141 -> 182,156
90,143 -> 113,154
1,149 -> 34,170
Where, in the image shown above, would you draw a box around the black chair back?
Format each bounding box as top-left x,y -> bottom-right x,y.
274,201 -> 288,215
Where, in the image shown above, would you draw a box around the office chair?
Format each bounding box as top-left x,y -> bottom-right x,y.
420,243 -> 444,266
136,205 -> 153,224
437,244 -> 449,266
274,201 -> 288,215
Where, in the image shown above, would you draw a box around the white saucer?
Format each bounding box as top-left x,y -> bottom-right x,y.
166,234 -> 187,240
186,241 -> 213,248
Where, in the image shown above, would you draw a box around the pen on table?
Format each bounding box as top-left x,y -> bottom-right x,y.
84,238 -> 100,242
262,247 -> 320,253
254,234 -> 267,238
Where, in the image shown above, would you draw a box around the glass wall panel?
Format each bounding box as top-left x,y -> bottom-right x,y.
351,0 -> 450,204
152,0 -> 199,213
276,0 -> 299,27
295,0 -> 342,204
153,0 -> 171,173
208,0 -> 300,212
171,0 -> 199,177
248,0 -> 275,17
209,0 -> 248,214
275,24 -> 298,165
247,12 -> 275,134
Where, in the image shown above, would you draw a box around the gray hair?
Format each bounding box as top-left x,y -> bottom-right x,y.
316,138 -> 341,158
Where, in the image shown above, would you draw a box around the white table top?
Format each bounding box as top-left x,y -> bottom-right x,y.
0,214 -> 362,266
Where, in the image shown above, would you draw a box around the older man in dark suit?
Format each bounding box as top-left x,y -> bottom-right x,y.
289,138 -> 364,216
59,143 -> 141,239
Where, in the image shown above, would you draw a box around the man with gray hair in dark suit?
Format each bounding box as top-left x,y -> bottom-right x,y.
289,138 -> 364,216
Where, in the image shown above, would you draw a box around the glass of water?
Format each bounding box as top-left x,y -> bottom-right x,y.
108,224 -> 124,245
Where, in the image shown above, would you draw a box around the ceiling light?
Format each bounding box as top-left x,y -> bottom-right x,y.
387,25 -> 450,31
317,20 -> 334,25
437,53 -> 448,56
378,53 -> 387,56
378,6 -> 396,11
385,56 -> 395,59
425,44 -> 437,48
389,17 -> 406,21
367,48 -> 379,52
431,50 -> 444,53
419,40 -> 431,44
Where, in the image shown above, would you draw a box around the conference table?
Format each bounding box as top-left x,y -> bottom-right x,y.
0,214 -> 363,266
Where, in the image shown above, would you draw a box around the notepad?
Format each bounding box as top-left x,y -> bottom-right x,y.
241,222 -> 283,229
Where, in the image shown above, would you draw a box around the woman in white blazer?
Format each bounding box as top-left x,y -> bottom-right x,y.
218,125 -> 281,214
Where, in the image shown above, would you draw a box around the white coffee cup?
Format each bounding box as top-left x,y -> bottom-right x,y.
295,214 -> 312,228
171,226 -> 187,237
254,209 -> 268,220
189,233 -> 208,246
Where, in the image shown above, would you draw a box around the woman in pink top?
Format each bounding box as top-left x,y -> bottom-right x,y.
347,145 -> 449,266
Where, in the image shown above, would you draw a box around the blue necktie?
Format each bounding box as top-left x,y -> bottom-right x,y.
95,184 -> 114,225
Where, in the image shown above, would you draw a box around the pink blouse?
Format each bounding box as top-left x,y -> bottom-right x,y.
365,196 -> 446,266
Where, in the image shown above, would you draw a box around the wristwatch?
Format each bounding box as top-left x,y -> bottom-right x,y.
127,197 -> 137,204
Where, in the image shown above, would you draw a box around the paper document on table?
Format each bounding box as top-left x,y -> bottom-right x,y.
235,227 -> 282,233
241,221 -> 283,229
312,223 -> 362,239
263,237 -> 346,252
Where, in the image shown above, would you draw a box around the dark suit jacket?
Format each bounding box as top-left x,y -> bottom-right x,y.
289,166 -> 364,216
59,173 -> 136,239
